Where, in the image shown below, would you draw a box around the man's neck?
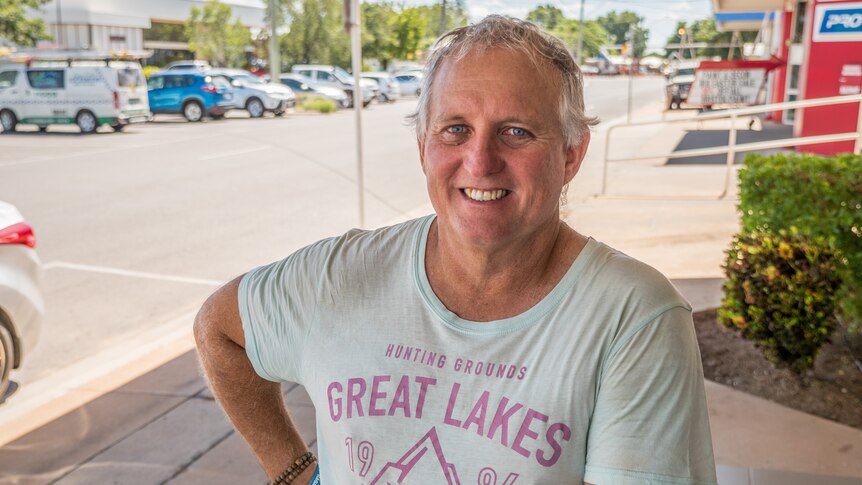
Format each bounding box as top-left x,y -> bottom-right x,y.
425,219 -> 587,322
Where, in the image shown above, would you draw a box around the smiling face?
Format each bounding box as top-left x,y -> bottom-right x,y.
419,47 -> 589,250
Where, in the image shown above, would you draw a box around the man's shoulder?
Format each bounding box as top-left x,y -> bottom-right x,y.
583,239 -> 689,311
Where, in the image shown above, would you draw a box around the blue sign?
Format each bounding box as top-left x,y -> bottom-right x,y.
814,2 -> 862,42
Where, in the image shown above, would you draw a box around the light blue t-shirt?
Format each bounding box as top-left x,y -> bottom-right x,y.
239,215 -> 717,484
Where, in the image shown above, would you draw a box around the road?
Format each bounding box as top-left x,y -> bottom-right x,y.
0,76 -> 666,397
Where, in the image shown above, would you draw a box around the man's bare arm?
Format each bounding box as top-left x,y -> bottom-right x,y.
194,275 -> 316,483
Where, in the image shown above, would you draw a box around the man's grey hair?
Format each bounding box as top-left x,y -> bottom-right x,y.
407,15 -> 599,148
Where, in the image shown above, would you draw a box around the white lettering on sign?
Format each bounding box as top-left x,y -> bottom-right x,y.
841,64 -> 862,76
826,13 -> 862,29
687,69 -> 766,106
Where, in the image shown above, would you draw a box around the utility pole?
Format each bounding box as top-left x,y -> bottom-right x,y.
345,0 -> 366,228
56,0 -> 64,48
575,0 -> 585,65
626,24 -> 635,123
268,0 -> 280,80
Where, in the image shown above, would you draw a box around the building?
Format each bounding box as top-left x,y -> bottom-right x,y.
711,0 -> 862,154
28,0 -> 266,65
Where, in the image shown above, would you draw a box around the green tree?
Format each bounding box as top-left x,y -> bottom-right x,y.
392,7 -> 428,61
550,19 -> 610,58
596,10 -> 648,57
280,0 -> 349,67
0,0 -> 52,47
362,2 -> 397,69
665,18 -> 757,59
525,6 -> 610,59
527,4 -> 565,31
186,0 -> 252,67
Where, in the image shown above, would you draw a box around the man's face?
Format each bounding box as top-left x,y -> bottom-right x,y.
419,47 -> 589,248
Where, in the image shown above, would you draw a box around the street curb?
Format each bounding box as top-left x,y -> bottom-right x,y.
0,310 -> 198,447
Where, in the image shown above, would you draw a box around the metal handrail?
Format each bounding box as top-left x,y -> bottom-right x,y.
601,94 -> 862,199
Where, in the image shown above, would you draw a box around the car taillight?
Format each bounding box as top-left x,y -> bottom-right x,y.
0,222 -> 36,248
201,85 -> 218,93
113,91 -> 119,109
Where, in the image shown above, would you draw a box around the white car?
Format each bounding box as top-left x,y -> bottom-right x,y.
0,201 -> 43,402
209,69 -> 296,117
291,64 -> 377,108
0,59 -> 152,133
394,72 -> 423,97
279,74 -> 350,109
362,72 -> 401,103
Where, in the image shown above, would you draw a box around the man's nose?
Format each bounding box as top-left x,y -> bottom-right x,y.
462,131 -> 504,177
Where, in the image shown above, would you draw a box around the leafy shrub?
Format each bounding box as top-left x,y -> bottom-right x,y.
298,97 -> 337,113
719,230 -> 842,372
739,153 -> 862,330
142,66 -> 161,79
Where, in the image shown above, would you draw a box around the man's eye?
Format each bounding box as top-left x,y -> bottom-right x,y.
447,125 -> 466,134
506,127 -> 530,137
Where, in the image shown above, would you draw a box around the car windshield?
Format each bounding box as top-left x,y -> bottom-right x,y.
234,74 -> 266,85
117,68 -> 145,87
332,66 -> 353,83
675,68 -> 696,76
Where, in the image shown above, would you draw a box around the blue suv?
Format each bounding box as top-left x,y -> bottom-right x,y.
147,72 -> 236,121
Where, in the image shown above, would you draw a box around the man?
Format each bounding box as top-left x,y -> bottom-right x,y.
195,15 -> 717,485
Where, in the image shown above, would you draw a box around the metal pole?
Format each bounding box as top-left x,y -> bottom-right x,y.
56,0 -> 63,47
268,0 -> 280,80
626,25 -> 634,123
350,0 -> 366,228
601,125 -> 616,196
720,114 -> 738,199
575,0 -> 585,65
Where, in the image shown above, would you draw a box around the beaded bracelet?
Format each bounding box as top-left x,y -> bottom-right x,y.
271,451 -> 317,485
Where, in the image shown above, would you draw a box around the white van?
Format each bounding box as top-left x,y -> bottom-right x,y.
0,60 -> 152,133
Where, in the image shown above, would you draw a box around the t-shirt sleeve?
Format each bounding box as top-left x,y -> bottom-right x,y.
238,239 -> 334,384
584,305 -> 717,485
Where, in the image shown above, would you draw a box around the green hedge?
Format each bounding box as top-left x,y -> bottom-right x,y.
739,153 -> 862,330
720,230 -> 842,371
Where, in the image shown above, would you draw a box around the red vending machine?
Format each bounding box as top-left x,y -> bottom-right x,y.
796,0 -> 862,154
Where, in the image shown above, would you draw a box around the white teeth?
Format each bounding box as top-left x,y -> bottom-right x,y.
465,188 -> 508,201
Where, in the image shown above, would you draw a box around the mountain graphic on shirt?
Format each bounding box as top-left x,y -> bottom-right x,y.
368,427 -> 461,484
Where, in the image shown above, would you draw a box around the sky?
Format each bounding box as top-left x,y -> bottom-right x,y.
402,0 -> 717,52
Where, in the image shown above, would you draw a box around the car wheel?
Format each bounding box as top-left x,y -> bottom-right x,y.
273,109 -> 285,117
183,101 -> 204,122
76,110 -> 98,134
0,325 -> 13,402
38,126 -> 48,132
246,98 -> 264,118
1,110 -> 18,133
210,113 -> 225,120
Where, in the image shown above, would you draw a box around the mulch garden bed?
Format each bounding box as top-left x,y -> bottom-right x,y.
694,309 -> 862,430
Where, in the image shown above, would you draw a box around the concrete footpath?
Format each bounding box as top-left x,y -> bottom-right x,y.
2,102 -> 862,484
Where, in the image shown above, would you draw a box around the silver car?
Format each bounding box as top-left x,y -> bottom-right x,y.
0,201 -> 43,402
209,69 -> 297,117
362,72 -> 401,103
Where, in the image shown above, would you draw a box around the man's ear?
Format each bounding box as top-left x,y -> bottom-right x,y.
564,130 -> 591,184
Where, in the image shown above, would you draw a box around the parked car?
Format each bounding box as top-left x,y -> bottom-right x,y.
0,60 -> 152,133
146,71 -> 236,121
362,72 -> 400,103
278,73 -> 349,109
394,72 -> 423,97
665,61 -> 699,110
209,68 -> 295,117
0,201 -> 43,402
291,64 -> 377,108
164,60 -> 211,71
